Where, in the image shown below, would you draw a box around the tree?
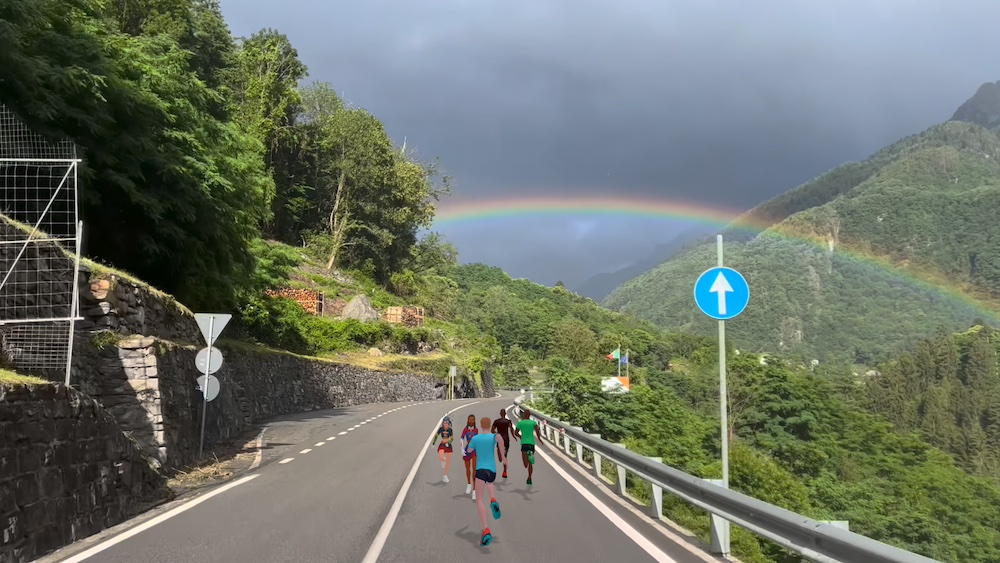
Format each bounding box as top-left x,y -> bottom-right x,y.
501,344 -> 533,388
0,0 -> 273,307
225,28 -> 307,162
549,317 -> 598,366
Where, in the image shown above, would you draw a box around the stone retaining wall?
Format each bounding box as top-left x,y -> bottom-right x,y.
70,336 -> 444,470
0,382 -> 167,563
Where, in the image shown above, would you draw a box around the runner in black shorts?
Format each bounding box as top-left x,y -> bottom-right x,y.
490,408 -> 514,478
467,417 -> 507,546
512,408 -> 542,485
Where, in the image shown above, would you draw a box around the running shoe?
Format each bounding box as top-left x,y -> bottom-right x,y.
472,490 -> 476,501
481,528 -> 492,546
502,470 -> 508,479
466,484 -> 472,494
490,498 -> 501,520
527,478 -> 532,486
443,475 -> 449,483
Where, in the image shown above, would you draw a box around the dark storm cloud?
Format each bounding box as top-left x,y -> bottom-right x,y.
220,0 -> 1000,286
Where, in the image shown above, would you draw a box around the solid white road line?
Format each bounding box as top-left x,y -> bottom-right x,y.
537,447 -> 678,563
360,400 -> 484,563
249,427 -> 266,471
59,474 -> 260,562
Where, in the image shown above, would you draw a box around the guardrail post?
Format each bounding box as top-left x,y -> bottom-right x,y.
646,457 -> 663,519
564,432 -> 572,456
614,443 -> 627,496
703,478 -> 731,555
589,433 -> 602,478
573,426 -> 585,464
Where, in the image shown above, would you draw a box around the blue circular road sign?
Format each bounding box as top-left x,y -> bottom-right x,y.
693,267 -> 749,321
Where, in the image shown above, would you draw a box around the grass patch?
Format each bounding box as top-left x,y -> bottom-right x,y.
92,329 -> 123,350
0,369 -> 49,386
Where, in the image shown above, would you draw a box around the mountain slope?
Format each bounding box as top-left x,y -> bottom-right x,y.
573,224 -> 713,301
605,120 -> 1000,363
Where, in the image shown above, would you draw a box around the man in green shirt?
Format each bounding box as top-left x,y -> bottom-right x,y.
512,408 -> 543,485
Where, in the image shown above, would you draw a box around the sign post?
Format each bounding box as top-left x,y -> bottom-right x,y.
449,366 -> 457,401
194,313 -> 232,459
693,235 -> 749,557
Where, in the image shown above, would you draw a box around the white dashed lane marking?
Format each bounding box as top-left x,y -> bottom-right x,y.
277,404 -> 430,466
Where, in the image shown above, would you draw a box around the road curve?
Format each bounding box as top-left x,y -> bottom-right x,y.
39,396 -> 717,563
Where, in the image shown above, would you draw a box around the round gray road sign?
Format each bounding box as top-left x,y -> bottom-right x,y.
195,346 -> 224,375
196,374 -> 220,402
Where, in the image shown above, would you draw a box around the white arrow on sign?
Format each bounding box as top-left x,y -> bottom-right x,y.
709,271 -> 734,315
194,313 -> 232,347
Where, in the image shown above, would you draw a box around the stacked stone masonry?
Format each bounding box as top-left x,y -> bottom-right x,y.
75,266 -> 203,344
0,383 -> 167,563
71,335 -> 445,470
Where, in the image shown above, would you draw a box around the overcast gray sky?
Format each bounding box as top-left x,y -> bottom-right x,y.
221,0 -> 999,288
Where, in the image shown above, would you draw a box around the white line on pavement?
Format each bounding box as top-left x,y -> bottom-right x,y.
279,458 -> 294,464
59,474 -> 260,562
339,431 -> 348,435
360,400 -> 484,563
327,437 -> 336,441
314,442 -> 325,447
249,427 -> 266,471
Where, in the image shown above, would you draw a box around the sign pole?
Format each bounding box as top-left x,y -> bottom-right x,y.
716,234 -> 729,492
198,315 -> 215,459
693,236 -> 747,557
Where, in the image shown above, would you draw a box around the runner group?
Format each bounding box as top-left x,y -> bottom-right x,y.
431,407 -> 543,546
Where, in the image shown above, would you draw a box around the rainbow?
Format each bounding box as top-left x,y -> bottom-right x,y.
433,195 -> 1000,321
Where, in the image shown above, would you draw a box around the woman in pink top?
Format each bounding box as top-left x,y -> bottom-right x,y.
460,414 -> 479,497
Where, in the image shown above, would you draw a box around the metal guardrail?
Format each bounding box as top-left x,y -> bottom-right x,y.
511,397 -> 940,563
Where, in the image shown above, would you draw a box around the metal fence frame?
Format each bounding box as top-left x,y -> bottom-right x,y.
0,103 -> 84,385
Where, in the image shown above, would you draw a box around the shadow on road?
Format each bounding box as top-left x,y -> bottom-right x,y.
504,487 -> 537,501
455,525 -> 500,551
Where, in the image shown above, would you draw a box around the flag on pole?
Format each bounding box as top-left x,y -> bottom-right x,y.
620,351 -> 629,365
606,347 -> 621,361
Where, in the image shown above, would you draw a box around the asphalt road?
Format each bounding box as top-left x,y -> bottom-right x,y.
41,396 -> 718,563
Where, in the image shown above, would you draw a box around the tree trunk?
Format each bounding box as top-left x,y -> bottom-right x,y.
326,171 -> 347,270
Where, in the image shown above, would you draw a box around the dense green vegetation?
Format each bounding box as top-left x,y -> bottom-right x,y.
869,325 -> 1000,481
532,340 -> 1000,562
607,122 -> 1000,363
1,0 -> 440,308
6,3 -> 1000,562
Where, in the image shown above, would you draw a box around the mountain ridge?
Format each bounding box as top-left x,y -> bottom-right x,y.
603,83 -> 1000,363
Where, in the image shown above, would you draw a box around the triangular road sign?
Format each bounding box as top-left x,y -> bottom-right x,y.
194,313 -> 232,347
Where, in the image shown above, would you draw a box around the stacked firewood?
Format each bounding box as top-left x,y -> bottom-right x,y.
265,288 -> 324,315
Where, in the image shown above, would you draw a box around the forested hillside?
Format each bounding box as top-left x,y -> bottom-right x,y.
1,0 -> 440,310
532,340 -> 1000,563
868,325 -> 1000,480
606,120 -> 1000,363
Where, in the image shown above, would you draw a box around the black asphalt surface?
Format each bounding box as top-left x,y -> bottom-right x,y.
40,396 -> 717,563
